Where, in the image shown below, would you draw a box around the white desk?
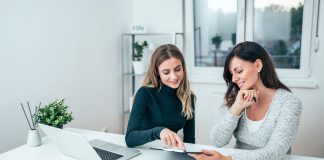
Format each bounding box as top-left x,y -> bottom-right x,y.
0,128 -> 322,160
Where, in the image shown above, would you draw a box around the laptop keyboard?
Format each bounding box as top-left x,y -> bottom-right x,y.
93,147 -> 123,160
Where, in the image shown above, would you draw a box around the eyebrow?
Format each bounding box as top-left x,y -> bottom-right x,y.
175,65 -> 182,69
160,65 -> 182,72
229,66 -> 240,74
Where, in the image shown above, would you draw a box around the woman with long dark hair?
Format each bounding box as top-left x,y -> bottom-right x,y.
190,41 -> 302,160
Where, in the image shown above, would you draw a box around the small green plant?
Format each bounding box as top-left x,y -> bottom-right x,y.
133,40 -> 148,61
211,35 -> 223,49
37,99 -> 73,128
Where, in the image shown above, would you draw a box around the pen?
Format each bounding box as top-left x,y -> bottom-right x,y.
21,103 -> 32,130
27,101 -> 35,130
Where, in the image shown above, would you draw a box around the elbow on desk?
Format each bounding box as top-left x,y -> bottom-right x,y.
125,133 -> 136,148
125,136 -> 132,147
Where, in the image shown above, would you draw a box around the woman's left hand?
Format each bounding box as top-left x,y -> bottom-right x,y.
189,149 -> 232,160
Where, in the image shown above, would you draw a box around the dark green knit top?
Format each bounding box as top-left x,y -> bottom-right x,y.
125,85 -> 195,147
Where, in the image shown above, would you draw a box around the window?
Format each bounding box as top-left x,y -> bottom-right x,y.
185,0 -> 319,83
254,1 -> 303,69
194,0 -> 237,67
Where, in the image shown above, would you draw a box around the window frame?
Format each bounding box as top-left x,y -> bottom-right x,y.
184,0 -> 319,87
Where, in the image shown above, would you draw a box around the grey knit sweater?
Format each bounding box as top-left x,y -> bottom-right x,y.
210,89 -> 302,160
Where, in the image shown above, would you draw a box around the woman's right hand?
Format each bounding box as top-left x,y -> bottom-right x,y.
230,89 -> 259,116
159,128 -> 185,151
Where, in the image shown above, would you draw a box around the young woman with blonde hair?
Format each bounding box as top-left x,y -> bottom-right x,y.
125,44 -> 196,150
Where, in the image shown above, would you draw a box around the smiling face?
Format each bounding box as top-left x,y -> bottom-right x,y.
229,56 -> 262,90
158,57 -> 184,89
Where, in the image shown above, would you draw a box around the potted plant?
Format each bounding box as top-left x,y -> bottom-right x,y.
211,35 -> 223,50
37,99 -> 73,129
132,40 -> 148,74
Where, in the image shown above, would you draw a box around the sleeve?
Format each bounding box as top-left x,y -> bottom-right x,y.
230,95 -> 302,160
210,106 -> 242,147
183,99 -> 195,143
125,87 -> 165,147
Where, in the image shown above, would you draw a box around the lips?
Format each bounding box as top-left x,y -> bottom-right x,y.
237,81 -> 244,88
168,79 -> 180,86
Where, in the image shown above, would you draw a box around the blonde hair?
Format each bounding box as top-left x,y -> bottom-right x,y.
142,44 -> 195,119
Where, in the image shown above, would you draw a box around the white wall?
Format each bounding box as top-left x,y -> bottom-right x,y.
133,0 -> 183,33
0,0 -> 133,153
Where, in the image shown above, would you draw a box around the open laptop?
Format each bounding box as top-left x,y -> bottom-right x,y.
38,123 -> 141,160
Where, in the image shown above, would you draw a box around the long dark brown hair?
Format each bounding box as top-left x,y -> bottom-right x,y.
143,44 -> 195,119
223,41 -> 290,107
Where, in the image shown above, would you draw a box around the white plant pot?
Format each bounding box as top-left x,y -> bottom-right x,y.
132,61 -> 144,74
27,129 -> 41,147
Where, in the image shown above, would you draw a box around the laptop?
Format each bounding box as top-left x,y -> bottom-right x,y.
38,123 -> 141,160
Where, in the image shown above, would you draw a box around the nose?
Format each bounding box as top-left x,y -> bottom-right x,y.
170,71 -> 177,80
232,74 -> 238,83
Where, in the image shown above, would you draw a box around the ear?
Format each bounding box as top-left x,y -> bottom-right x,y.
254,59 -> 263,73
